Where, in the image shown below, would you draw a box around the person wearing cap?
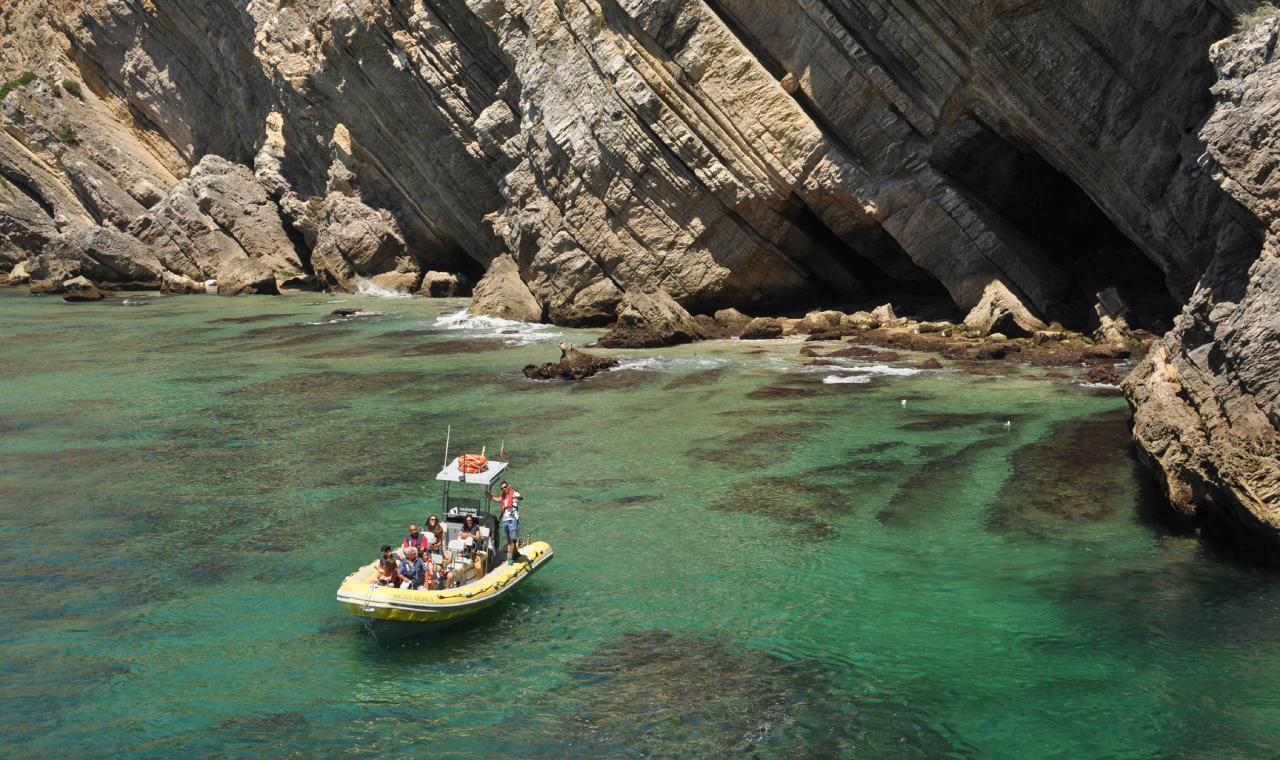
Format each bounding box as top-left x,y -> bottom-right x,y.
403,523 -> 430,553
489,481 -> 522,565
375,545 -> 401,586
398,546 -> 426,590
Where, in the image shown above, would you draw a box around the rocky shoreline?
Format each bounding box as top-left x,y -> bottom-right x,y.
1,1 -> 1276,557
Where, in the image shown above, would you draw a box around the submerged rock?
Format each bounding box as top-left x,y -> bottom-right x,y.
1082,364 -> 1123,386
523,341 -> 619,380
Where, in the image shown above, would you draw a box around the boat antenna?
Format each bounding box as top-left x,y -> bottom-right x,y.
443,424 -> 451,471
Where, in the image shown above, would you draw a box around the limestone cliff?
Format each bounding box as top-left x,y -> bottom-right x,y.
0,0 -> 1251,320
0,1 -> 1277,546
1125,17 -> 1280,554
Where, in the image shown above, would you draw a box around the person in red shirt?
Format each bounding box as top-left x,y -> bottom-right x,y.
490,481 -> 522,565
403,523 -> 430,553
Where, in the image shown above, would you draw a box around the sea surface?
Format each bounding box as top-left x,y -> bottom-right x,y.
2,288 -> 1278,758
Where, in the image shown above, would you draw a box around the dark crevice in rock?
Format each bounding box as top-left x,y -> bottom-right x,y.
929,114 -> 1180,332
2,170 -> 56,220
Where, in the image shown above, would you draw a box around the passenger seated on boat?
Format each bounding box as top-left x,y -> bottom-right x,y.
426,515 -> 445,547
398,547 -> 427,590
403,523 -> 431,553
376,556 -> 401,587
373,544 -> 396,573
423,551 -> 454,590
458,514 -> 480,543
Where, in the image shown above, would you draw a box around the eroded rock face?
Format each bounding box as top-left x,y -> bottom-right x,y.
1125,18 -> 1280,555
0,0 -> 1250,325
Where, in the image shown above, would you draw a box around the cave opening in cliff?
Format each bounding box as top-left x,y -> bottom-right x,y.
931,118 -> 1179,332
782,199 -> 957,320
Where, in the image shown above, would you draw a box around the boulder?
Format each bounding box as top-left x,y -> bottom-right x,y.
796,309 -> 844,334
841,311 -> 879,330
962,280 -> 1048,338
1093,314 -> 1131,345
468,255 -> 543,322
740,317 -> 783,340
311,194 -> 410,291
61,275 -> 103,302
916,320 -> 953,334
419,271 -> 462,298
594,325 -> 667,349
693,314 -> 730,340
1083,363 -> 1123,386
160,270 -> 205,294
130,155 -> 303,287
920,358 -> 944,369
870,303 -> 901,327
4,260 -> 31,285
713,308 -> 752,336
369,269 -> 420,293
598,288 -> 698,347
523,341 -> 620,380
278,273 -> 317,290
217,257 -> 280,296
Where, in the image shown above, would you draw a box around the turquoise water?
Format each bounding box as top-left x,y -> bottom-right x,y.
2,289 -> 1279,758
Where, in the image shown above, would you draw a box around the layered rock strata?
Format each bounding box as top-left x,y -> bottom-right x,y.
0,1 -> 1277,548
0,0 -> 1250,325
1125,18 -> 1280,554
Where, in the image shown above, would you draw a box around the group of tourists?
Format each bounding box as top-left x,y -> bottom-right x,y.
373,482 -> 523,591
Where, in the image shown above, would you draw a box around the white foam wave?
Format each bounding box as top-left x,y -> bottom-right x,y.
1078,381 -> 1121,390
853,364 -> 922,377
823,374 -> 872,384
432,308 -> 560,346
615,355 -> 732,372
615,357 -> 664,371
354,278 -> 413,299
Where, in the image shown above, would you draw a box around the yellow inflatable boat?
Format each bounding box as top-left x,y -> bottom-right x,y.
336,454 -> 553,641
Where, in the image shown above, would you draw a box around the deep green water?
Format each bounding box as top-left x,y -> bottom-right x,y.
2,288 -> 1279,758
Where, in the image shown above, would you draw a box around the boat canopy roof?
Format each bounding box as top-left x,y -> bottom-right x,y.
436,456 -> 509,486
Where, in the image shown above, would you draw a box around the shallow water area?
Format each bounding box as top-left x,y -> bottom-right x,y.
2,289 -> 1279,758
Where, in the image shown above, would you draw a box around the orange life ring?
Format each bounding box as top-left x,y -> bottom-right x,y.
458,454 -> 488,473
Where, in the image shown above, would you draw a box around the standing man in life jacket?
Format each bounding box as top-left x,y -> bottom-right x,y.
490,481 -> 522,565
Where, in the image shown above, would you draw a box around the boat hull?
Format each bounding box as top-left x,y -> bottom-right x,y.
337,542 -> 552,641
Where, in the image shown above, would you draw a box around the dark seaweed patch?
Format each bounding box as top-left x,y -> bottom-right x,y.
745,374 -> 850,400
508,630 -> 966,758
397,338 -> 508,356
875,440 -> 990,528
900,411 -> 1034,432
987,411 -> 1138,539
662,368 -> 726,390
208,313 -> 303,324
